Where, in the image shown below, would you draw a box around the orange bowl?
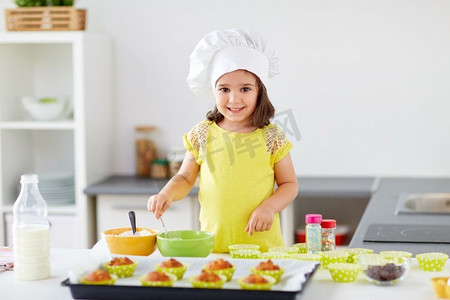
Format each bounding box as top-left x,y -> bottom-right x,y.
103,227 -> 158,256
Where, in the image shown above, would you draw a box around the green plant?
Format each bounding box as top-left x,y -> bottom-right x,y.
14,0 -> 73,6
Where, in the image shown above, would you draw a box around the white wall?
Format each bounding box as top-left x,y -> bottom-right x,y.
1,0 -> 449,177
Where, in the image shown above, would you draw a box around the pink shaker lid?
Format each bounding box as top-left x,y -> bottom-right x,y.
305,214 -> 322,224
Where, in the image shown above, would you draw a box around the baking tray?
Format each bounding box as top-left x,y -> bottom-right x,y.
61,258 -> 319,300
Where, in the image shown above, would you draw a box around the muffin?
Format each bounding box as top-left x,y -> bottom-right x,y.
155,258 -> 188,280
80,269 -> 117,285
203,258 -> 235,281
104,257 -> 138,278
250,259 -> 284,283
238,273 -> 276,290
139,270 -> 177,287
189,270 -> 227,289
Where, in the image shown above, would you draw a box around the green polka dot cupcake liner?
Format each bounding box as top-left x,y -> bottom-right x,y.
238,274 -> 276,290
327,263 -> 362,283
154,263 -> 189,280
268,246 -> 300,254
257,252 -> 290,259
416,252 -> 449,272
230,249 -> 261,259
203,266 -> 236,282
229,244 -> 260,252
139,273 -> 177,287
250,266 -> 285,283
292,243 -> 307,254
103,262 -> 138,278
319,251 -> 350,269
344,248 -> 374,263
379,250 -> 413,259
289,253 -> 322,262
189,274 -> 227,289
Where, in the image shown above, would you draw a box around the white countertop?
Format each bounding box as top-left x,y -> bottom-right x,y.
1,248 -> 448,300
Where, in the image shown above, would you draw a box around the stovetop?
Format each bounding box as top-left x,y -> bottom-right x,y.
363,223 -> 450,244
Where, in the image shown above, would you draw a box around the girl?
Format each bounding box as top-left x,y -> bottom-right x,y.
147,28 -> 298,252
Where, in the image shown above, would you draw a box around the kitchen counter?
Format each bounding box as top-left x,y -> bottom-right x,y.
1,248 -> 447,300
350,177 -> 450,255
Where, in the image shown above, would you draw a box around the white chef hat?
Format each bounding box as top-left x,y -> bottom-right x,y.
186,28 -> 279,100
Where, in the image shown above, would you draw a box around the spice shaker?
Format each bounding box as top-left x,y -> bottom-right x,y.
305,214 -> 322,254
321,219 -> 336,252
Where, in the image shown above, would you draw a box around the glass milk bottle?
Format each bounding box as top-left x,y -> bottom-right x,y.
305,214 -> 322,254
12,174 -> 50,280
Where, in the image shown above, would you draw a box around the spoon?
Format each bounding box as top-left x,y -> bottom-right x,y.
159,217 -> 170,238
128,211 -> 137,235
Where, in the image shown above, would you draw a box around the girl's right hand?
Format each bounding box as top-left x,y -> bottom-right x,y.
147,194 -> 172,220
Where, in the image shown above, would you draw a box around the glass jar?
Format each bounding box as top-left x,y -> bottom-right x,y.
135,126 -> 157,177
305,214 -> 322,254
321,219 -> 336,252
151,159 -> 169,179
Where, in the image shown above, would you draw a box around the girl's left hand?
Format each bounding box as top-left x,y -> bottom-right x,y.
245,203 -> 275,236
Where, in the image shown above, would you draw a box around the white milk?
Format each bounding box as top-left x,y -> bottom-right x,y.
13,225 -> 50,280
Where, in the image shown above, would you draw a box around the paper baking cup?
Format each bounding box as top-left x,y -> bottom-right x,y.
250,266 -> 285,283
203,266 -> 236,282
344,248 -> 374,263
155,263 -> 188,280
189,274 -> 227,289
238,274 -> 276,290
139,272 -> 177,287
430,277 -> 450,298
320,251 -> 350,268
327,263 -> 362,283
289,253 -> 322,262
230,249 -> 261,259
416,252 -> 449,272
80,274 -> 118,285
379,251 -> 413,259
257,252 -> 290,259
292,243 -> 307,253
229,244 -> 260,252
268,246 -> 300,254
104,262 -> 138,278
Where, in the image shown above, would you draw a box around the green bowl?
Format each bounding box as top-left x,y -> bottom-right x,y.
157,230 -> 214,257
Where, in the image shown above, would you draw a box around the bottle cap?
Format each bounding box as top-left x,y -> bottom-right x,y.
321,219 -> 336,228
305,214 -> 322,224
20,174 -> 38,184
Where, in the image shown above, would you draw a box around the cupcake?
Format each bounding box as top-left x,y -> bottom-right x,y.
155,258 -> 188,280
80,270 -> 117,285
238,273 -> 276,290
139,270 -> 177,287
203,258 -> 235,281
104,257 -> 138,278
250,259 -> 284,283
189,270 -> 227,289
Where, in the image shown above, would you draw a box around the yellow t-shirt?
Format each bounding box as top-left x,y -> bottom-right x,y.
183,120 -> 293,252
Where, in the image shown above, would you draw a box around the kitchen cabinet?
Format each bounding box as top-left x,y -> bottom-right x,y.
96,195 -> 199,240
0,32 -> 113,248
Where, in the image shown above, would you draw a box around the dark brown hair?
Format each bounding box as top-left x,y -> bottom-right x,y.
206,73 -> 275,128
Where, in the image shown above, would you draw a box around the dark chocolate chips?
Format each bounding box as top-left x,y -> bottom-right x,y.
365,263 -> 405,281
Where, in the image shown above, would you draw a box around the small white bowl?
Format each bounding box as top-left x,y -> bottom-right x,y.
22,96 -> 71,121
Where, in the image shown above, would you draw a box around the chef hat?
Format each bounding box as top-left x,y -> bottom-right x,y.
187,28 -> 279,100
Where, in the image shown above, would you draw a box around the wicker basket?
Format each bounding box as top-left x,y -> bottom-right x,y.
5,7 -> 86,31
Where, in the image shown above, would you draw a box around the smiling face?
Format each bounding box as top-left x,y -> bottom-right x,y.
213,70 -> 259,132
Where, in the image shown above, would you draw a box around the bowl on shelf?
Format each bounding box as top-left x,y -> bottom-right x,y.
157,230 -> 214,257
358,254 -> 409,285
22,96 -> 72,121
103,227 -> 158,256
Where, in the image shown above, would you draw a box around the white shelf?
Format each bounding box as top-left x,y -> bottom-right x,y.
0,120 -> 75,130
0,32 -> 113,248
